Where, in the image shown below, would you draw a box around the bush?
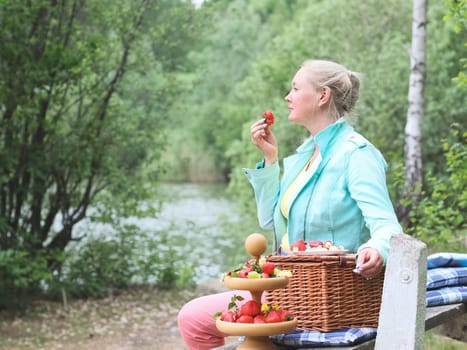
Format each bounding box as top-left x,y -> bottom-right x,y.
0,250 -> 51,310
48,224 -> 196,299
407,124 -> 466,250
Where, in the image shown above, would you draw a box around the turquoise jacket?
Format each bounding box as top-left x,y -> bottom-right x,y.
243,119 -> 402,262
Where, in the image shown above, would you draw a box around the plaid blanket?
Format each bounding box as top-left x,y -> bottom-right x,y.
427,252 -> 467,269
426,252 -> 467,307
270,252 -> 467,348
270,328 -> 377,348
427,267 -> 467,289
426,286 -> 467,306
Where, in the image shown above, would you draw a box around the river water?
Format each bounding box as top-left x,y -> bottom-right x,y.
147,182 -> 255,283
73,182 -> 261,285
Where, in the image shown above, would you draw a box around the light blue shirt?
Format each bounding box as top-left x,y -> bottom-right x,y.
243,119 -> 402,262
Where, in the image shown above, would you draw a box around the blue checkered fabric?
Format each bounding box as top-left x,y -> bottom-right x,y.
427,252 -> 467,269
427,267 -> 467,289
426,286 -> 467,306
426,252 -> 467,307
270,328 -> 377,347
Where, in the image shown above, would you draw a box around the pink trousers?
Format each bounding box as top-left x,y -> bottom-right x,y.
177,290 -> 251,350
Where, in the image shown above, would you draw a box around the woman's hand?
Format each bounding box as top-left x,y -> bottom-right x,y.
250,119 -> 278,166
356,247 -> 384,279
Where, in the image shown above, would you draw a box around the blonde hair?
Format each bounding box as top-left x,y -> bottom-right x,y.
301,60 -> 361,120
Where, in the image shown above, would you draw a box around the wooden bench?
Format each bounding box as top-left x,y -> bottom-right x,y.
213,234 -> 466,350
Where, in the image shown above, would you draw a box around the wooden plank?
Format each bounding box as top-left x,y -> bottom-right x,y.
425,302 -> 467,331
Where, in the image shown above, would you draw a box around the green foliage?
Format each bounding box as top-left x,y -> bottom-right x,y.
49,224 -> 196,299
0,250 -> 51,310
160,0 -> 302,182
407,124 -> 466,250
444,0 -> 467,87
0,0 -> 203,300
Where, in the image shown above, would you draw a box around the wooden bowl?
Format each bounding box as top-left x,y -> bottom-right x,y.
223,276 -> 290,291
216,318 -> 298,336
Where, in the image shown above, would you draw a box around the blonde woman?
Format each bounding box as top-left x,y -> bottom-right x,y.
178,59 -> 402,350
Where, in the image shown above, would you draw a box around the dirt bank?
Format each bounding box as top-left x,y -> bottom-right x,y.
0,281 -> 233,350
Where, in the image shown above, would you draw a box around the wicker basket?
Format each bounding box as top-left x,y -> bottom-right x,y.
264,254 -> 384,332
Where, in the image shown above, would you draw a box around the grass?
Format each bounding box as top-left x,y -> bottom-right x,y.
425,330 -> 466,349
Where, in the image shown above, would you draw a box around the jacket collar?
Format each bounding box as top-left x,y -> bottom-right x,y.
296,118 -> 350,155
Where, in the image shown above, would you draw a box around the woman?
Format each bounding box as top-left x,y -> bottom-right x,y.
177,59 -> 402,350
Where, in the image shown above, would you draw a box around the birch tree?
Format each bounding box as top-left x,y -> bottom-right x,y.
399,0 -> 428,225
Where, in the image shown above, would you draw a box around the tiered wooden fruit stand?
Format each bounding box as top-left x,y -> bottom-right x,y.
215,233 -> 298,350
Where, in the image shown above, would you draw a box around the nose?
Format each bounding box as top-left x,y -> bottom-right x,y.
284,91 -> 291,102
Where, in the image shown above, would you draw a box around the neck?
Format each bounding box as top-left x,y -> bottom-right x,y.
307,113 -> 338,136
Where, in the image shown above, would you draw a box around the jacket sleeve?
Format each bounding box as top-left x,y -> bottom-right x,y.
347,145 -> 403,263
243,161 -> 281,230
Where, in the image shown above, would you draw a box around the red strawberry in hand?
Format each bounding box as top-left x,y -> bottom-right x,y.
262,110 -> 274,126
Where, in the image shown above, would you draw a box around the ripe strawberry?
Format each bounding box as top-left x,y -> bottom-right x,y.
253,314 -> 266,323
291,239 -> 307,251
265,310 -> 283,323
236,315 -> 254,323
240,300 -> 261,317
279,309 -> 294,321
308,240 -> 324,248
261,262 -> 275,275
262,110 -> 274,126
220,310 -> 236,322
238,269 -> 249,278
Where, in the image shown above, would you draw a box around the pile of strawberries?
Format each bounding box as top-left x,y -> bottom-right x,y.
225,257 -> 277,279
223,255 -> 292,280
214,295 -> 294,324
290,239 -> 345,252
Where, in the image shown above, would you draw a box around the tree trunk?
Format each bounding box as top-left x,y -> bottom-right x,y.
397,0 -> 427,226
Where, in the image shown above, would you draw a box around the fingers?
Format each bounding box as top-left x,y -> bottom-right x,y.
250,119 -> 269,144
250,118 -> 278,165
356,248 -> 384,279
250,119 -> 275,149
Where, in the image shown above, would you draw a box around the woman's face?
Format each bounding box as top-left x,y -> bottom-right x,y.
284,67 -> 320,126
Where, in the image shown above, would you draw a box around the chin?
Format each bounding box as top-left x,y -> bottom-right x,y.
288,116 -> 302,125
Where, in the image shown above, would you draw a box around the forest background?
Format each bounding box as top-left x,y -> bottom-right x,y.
0,0 -> 465,344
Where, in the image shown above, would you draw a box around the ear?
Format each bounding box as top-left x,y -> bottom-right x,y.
318,87 -> 331,106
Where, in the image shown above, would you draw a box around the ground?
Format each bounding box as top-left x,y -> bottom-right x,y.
0,280 -> 235,350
